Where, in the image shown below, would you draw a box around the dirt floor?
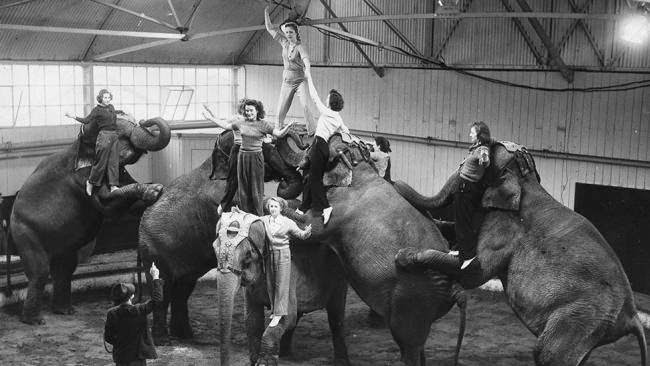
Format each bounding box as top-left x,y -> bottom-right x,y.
0,281 -> 647,366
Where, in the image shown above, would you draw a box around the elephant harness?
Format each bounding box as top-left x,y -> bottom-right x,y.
213,211 -> 263,275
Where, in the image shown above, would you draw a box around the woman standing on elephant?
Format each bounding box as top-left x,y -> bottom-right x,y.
296,71 -> 349,225
264,6 -> 317,135
65,89 -> 120,196
453,121 -> 494,269
262,197 -> 311,327
203,101 -> 246,215
205,99 -> 294,216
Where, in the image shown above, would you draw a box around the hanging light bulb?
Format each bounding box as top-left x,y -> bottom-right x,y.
620,13 -> 650,44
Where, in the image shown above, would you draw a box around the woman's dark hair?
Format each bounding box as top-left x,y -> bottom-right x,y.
374,136 -> 391,153
470,121 -> 491,145
328,89 -> 344,112
242,99 -> 266,120
96,89 -> 113,104
281,22 -> 301,42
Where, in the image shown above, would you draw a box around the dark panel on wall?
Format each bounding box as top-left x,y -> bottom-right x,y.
574,183 -> 650,295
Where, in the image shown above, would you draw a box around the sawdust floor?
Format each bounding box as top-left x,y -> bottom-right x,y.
0,281 -> 647,365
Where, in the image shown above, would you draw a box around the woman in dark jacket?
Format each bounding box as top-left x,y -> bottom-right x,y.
66,89 -> 120,196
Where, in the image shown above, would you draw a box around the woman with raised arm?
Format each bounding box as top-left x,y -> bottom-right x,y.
205,99 -> 294,216
264,6 -> 317,135
296,71 -> 349,225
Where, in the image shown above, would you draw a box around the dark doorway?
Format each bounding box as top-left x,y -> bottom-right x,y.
574,183 -> 650,295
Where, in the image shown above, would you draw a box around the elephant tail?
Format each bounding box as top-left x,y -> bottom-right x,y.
632,313 -> 647,366
451,282 -> 467,366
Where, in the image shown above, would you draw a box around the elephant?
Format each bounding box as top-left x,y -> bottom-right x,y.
284,135 -> 467,366
8,114 -> 171,325
213,209 -> 349,366
393,142 -> 648,366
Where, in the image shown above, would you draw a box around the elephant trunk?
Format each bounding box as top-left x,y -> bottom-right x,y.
394,171 -> 461,210
130,117 -> 171,152
216,271 -> 241,366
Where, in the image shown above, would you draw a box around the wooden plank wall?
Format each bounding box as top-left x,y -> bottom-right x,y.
245,65 -> 650,208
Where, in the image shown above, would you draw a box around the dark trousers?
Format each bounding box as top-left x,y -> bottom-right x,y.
89,130 -> 119,187
237,150 -> 265,216
116,360 -> 146,366
221,144 -> 240,210
300,136 -> 330,213
453,178 -> 485,260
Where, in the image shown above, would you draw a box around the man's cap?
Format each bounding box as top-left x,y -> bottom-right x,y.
111,283 -> 135,303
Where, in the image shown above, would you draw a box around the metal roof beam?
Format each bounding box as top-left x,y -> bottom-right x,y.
0,0 -> 38,10
234,2 -> 284,64
565,0 -> 606,67
513,0 -> 574,83
183,0 -> 204,32
359,0 -> 424,58
499,0 -> 545,66
83,0 -> 121,61
167,0 -> 183,28
88,0 -> 179,32
433,0 -> 473,61
0,23 -> 184,39
318,0 -> 384,77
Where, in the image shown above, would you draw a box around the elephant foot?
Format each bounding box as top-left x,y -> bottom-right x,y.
142,184 -> 164,204
52,306 -> 76,315
20,314 -> 46,325
255,355 -> 279,366
169,322 -> 194,339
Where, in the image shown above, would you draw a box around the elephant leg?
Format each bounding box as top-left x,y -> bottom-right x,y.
152,275 -> 172,345
326,288 -> 351,366
258,286 -> 299,365
16,232 -> 49,325
279,313 -> 301,357
532,310 -> 598,366
50,252 -> 79,315
246,291 -> 266,366
169,276 -> 198,339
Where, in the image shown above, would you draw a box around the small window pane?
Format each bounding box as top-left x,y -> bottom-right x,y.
207,69 -> 219,85
94,66 -> 107,85
184,68 -> 195,85
0,65 -> 12,85
147,104 -> 159,118
13,65 -> 29,85
172,68 -> 183,84
196,68 -> 207,84
45,106 -> 62,125
0,87 -> 12,106
207,85 -> 218,101
44,65 -> 60,85
133,104 -> 147,120
147,67 -> 159,85
0,107 -> 13,127
14,108 -> 30,127
29,106 -> 46,125
134,85 -> 147,103
120,86 -> 134,105
60,65 -> 74,85
107,66 -> 120,84
74,89 -> 84,107
218,69 -> 231,84
134,67 -> 147,85
74,66 -> 83,85
217,85 -> 230,100
44,85 -> 61,106
159,68 -> 171,85
30,86 -> 45,106
29,65 -> 45,85
178,89 -> 193,105
121,67 -> 134,85
147,85 -> 159,103
196,85 -> 207,103
13,86 -> 27,106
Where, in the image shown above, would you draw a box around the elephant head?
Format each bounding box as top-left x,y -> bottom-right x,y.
214,218 -> 266,366
265,128 -> 309,199
77,114 -> 171,169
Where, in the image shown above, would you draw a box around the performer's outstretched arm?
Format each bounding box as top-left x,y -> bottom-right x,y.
264,6 -> 279,39
305,71 -> 327,114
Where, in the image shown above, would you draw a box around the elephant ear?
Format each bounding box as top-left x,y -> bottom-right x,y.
481,170 -> 521,211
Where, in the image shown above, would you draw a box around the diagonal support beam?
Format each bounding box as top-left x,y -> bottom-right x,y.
318,0 -> 384,77
83,0 -> 121,61
360,0 -> 424,58
499,0 -> 545,66
183,0 -> 204,31
514,0 -> 574,82
558,0 -> 593,51
89,0 -> 179,31
566,0 -> 605,67
433,0 -> 473,61
167,0 -> 183,28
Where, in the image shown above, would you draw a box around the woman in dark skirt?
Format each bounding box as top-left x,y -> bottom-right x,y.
66,89 -> 120,196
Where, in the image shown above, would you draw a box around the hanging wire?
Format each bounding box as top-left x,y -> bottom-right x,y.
311,24 -> 650,92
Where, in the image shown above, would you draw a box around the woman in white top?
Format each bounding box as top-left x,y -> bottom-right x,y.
262,197 -> 311,327
296,71 -> 350,224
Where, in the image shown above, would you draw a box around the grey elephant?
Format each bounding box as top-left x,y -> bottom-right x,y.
278,136 -> 467,366
394,142 -> 647,366
9,115 -> 171,325
213,209 -> 349,366
138,130 -> 350,366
